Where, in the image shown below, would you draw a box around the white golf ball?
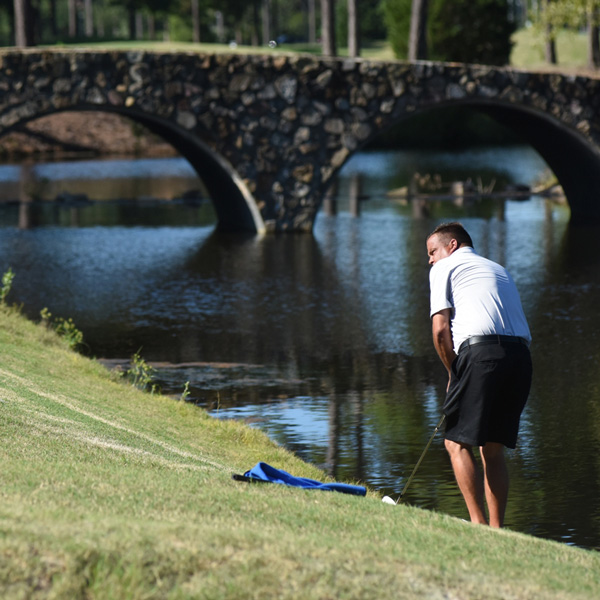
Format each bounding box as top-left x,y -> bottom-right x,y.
382,496 -> 396,505
269,40 -> 277,49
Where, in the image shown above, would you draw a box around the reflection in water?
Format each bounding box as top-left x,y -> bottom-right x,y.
0,148 -> 599,550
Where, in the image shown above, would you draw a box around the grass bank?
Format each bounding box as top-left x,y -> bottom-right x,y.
1,306 -> 599,599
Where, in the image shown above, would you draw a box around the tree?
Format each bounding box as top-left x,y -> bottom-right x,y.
384,0 -> 515,64
429,0 -> 515,65
408,0 -> 428,60
382,0 -> 413,58
535,0 -> 600,68
321,0 -> 337,56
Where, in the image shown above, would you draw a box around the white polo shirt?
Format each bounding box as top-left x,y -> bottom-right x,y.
429,247 -> 531,353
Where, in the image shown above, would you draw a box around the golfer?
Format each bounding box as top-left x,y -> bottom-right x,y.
426,222 -> 532,527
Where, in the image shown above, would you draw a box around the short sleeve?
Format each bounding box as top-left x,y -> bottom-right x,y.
429,262 -> 453,317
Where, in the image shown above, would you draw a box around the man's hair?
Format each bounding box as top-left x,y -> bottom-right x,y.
428,222 -> 473,248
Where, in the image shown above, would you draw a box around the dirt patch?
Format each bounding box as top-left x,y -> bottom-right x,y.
0,111 -> 178,159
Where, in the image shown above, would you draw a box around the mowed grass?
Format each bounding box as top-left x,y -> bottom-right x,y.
32,26 -> 592,73
0,306 -> 599,599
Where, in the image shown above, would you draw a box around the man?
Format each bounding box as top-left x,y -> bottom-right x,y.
426,222 -> 532,528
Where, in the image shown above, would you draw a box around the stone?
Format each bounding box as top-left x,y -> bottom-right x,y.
324,118 -> 345,135
275,74 -> 298,103
315,70 -> 333,89
292,164 -> 314,183
229,73 -> 252,93
331,147 -> 349,169
176,110 -> 197,129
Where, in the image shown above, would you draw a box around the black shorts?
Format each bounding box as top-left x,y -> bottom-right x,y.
443,341 -> 532,449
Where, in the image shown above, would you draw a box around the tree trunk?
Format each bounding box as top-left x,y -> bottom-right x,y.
191,0 -> 200,43
49,0 -> 58,39
588,6 -> 600,68
14,0 -> 34,47
215,10 -> 225,43
321,0 -> 336,56
251,1 -> 260,46
543,0 -> 557,64
591,26 -> 600,68
262,0 -> 271,45
14,0 -> 27,46
96,0 -> 105,38
84,0 -> 93,37
128,5 -> 136,39
545,26 -> 557,64
68,0 -> 77,38
408,0 -> 428,60
147,13 -> 155,41
308,0 -> 316,44
135,11 -> 144,40
347,0 -> 359,57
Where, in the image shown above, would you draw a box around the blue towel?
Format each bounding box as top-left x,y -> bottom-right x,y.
238,462 -> 366,497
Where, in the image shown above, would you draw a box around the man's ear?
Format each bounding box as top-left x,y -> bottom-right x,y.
448,238 -> 459,253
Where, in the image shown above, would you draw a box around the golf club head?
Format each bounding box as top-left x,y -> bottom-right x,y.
382,495 -> 397,505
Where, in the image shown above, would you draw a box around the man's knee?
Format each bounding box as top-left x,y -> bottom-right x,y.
444,438 -> 472,457
480,442 -> 505,460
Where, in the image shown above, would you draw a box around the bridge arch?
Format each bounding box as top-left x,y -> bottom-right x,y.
0,105 -> 266,234
344,96 -> 600,225
469,100 -> 600,224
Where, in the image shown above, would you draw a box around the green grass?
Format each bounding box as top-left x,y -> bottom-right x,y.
28,26 -> 595,73
1,306 -> 599,599
36,38 -> 398,62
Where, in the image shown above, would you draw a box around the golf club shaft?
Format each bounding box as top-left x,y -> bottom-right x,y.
397,413 -> 446,501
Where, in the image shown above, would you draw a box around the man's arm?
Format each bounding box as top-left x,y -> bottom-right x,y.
431,309 -> 456,378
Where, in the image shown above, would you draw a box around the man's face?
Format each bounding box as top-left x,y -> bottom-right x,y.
427,233 -> 456,266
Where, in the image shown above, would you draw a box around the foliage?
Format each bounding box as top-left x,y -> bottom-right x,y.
381,0 -> 412,58
538,0 -> 600,30
1,267 -> 15,304
383,0 -> 516,64
39,307 -> 84,351
429,0 -> 516,65
53,317 -> 85,350
336,0 -> 388,47
126,348 -> 159,393
180,380 -> 191,401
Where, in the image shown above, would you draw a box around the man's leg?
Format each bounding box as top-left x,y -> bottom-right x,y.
444,439 -> 488,524
479,442 -> 508,528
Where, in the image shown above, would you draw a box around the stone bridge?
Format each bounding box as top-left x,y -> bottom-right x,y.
2,49 -> 600,233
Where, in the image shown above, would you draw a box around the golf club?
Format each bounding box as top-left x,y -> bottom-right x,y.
382,413 -> 446,505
